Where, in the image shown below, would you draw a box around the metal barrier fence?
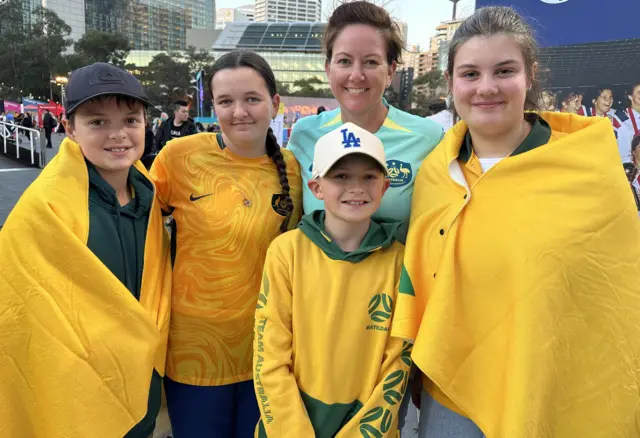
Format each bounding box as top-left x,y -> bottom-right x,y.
0,121 -> 43,167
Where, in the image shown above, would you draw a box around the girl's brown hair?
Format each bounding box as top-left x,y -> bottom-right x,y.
208,50 -> 294,232
447,6 -> 542,119
323,1 -> 405,66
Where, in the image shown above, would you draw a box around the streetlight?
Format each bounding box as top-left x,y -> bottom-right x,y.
54,76 -> 68,107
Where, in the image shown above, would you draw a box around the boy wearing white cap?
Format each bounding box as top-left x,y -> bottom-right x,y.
253,122 -> 411,437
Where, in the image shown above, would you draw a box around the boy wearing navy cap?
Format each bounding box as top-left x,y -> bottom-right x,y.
0,63 -> 171,438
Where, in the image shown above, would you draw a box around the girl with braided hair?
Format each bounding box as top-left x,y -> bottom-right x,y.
150,50 -> 302,438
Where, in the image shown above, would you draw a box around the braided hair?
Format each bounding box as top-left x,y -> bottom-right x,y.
208,50 -> 294,232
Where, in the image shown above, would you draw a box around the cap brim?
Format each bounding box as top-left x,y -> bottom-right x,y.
314,151 -> 388,179
66,92 -> 152,115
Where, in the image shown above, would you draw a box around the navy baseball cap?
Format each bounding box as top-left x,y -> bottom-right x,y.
65,62 -> 152,116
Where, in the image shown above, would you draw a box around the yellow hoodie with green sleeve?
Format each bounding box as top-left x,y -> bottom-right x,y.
253,211 -> 412,438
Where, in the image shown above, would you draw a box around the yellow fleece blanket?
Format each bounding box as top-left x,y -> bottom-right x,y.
393,112 -> 640,437
0,138 -> 172,438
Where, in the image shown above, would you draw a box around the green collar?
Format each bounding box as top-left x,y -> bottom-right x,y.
298,210 -> 403,263
86,161 -> 153,217
458,116 -> 552,163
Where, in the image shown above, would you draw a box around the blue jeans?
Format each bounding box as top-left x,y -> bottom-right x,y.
164,378 -> 260,438
418,390 -> 485,438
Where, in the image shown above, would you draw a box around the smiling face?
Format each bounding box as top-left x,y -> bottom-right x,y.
211,67 -> 279,150
594,89 -> 613,115
449,34 -> 532,137
325,24 -> 396,119
308,154 -> 390,224
66,96 -> 145,176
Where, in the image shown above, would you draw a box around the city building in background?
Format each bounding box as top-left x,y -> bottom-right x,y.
254,0 -> 321,23
216,4 -> 254,30
26,0 -> 86,44
187,28 -> 223,51
430,20 -> 461,73
212,21 -> 327,89
236,4 -> 255,21
86,0 -> 215,57
391,67 -> 414,111
22,0 -> 217,64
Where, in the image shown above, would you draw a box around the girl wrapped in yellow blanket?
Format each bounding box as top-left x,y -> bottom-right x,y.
392,6 -> 640,438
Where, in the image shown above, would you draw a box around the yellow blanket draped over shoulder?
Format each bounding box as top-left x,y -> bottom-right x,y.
393,112 -> 640,437
0,139 -> 172,438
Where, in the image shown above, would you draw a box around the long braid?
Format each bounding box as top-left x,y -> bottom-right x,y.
265,127 -> 294,232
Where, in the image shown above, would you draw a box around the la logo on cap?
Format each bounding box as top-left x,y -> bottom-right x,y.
341,128 -> 361,148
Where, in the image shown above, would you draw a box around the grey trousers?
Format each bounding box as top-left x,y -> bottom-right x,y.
418,390 -> 485,438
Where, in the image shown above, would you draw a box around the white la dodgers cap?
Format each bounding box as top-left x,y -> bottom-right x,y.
312,122 -> 387,179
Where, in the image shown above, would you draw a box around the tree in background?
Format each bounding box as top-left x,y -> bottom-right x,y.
275,80 -> 292,96
138,47 -> 216,116
69,30 -> 131,68
410,69 -> 448,116
291,76 -> 332,98
0,1 -> 72,101
413,69 -> 446,93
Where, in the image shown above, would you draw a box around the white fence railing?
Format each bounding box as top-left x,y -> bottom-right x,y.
0,121 -> 42,166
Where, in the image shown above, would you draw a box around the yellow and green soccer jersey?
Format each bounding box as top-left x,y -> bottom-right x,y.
287,102 -> 443,221
253,216 -> 412,438
151,133 -> 302,386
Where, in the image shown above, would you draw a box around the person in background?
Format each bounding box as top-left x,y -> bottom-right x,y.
560,91 -> 582,113
153,100 -> 197,152
539,90 -> 558,111
0,62 -> 172,438
577,88 -> 622,135
316,105 -> 326,115
626,135 -> 640,214
42,109 -> 55,148
393,6 -> 640,438
426,98 -> 455,132
254,123 -> 410,437
150,50 -> 302,438
56,113 -> 66,134
616,82 -> 640,163
141,118 -> 156,169
21,112 -> 33,129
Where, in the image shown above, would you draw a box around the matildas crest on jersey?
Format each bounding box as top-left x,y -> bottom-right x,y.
271,194 -> 289,216
367,293 -> 393,332
386,160 -> 412,188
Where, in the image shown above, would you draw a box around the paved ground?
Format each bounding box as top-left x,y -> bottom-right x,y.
0,133 -> 64,226
0,133 -> 421,437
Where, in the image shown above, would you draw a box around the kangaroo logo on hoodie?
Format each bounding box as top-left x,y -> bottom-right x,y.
367,293 -> 393,331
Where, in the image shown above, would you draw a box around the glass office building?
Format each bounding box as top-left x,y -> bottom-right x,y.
85,0 -> 215,52
22,0 -> 215,54
212,22 -> 328,88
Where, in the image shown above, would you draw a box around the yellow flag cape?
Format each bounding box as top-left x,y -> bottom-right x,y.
397,113 -> 640,437
0,138 -> 172,438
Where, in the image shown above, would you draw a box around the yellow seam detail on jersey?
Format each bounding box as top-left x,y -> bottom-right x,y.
320,231 -> 333,242
382,118 -> 412,133
321,113 -> 342,128
368,246 -> 382,253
